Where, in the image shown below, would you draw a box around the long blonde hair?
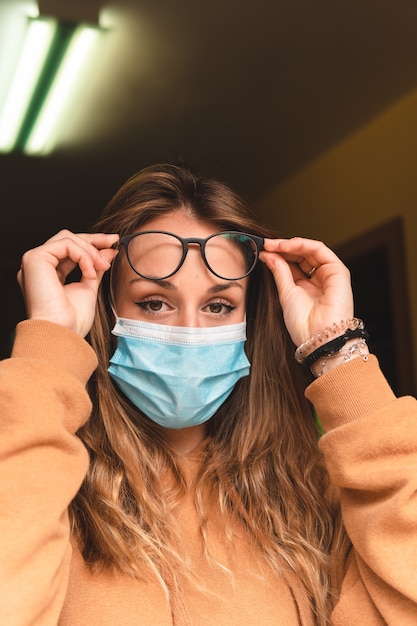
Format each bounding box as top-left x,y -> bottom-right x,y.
71,163 -> 339,623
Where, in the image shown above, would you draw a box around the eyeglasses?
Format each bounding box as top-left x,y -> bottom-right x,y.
119,230 -> 264,281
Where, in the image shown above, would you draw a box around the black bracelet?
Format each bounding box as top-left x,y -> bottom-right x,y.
302,328 -> 369,369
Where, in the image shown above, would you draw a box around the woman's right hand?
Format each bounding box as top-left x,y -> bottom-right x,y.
17,230 -> 119,337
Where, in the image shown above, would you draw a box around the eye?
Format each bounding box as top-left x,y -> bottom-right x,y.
147,300 -> 163,312
136,298 -> 172,314
205,301 -> 236,315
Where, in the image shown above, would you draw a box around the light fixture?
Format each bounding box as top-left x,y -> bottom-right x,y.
0,12 -> 102,155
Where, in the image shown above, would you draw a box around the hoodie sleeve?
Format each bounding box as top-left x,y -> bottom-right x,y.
306,355 -> 417,625
0,320 -> 97,626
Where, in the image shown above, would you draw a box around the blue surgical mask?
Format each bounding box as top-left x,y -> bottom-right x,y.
108,317 -> 251,430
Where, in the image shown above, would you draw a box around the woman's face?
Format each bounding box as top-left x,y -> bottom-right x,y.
113,212 -> 248,327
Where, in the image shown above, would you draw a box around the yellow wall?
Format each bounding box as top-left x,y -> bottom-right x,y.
255,87 -> 417,386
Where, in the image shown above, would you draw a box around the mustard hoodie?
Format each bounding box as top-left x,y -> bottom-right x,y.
1,320 -> 417,625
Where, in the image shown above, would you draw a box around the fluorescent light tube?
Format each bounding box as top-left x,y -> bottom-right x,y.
24,24 -> 100,155
0,17 -> 57,152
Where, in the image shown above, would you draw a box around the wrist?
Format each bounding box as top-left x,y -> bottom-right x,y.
309,338 -> 370,378
293,318 -> 371,379
295,318 -> 365,364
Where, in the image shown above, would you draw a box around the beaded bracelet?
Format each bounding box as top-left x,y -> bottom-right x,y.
313,338 -> 369,377
294,318 -> 365,364
301,327 -> 369,370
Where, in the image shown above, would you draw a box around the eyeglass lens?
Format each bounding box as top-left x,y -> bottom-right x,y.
125,232 -> 259,280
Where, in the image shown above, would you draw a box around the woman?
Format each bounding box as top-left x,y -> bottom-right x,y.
2,163 -> 417,625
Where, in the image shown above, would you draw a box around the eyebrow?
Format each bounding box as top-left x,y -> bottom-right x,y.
129,278 -> 244,292
129,278 -> 176,289
208,282 -> 244,293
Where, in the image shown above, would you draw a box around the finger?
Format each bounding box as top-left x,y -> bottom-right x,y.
99,247 -> 119,266
51,232 -> 118,270
263,236 -> 350,281
25,233 -> 117,282
48,230 -> 119,249
42,231 -> 118,273
264,236 -> 343,267
260,251 -> 300,301
78,248 -> 118,294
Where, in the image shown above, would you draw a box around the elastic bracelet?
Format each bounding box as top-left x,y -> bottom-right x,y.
295,318 -> 364,363
301,327 -> 369,370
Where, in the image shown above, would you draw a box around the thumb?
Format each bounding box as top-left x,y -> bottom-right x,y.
260,251 -> 297,301
100,247 -> 119,267
80,248 -> 118,295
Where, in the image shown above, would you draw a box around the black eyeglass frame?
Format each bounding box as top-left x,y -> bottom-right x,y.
119,230 -> 265,280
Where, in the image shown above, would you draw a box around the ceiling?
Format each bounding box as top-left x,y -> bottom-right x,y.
2,0 -> 417,258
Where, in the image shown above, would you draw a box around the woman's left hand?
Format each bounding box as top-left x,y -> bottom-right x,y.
260,237 -> 354,347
